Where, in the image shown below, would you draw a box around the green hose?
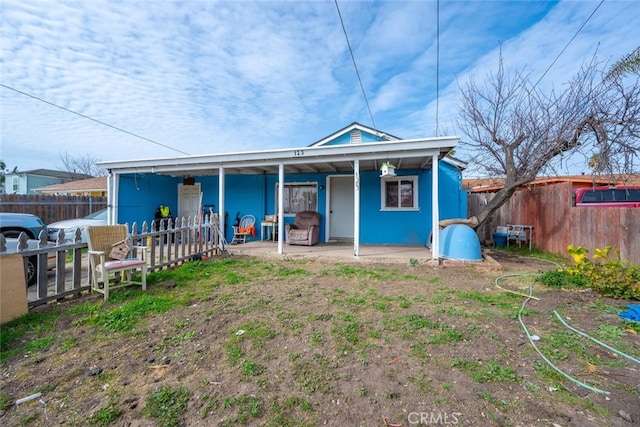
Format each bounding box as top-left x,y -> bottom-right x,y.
553,310 -> 640,365
496,274 -> 611,395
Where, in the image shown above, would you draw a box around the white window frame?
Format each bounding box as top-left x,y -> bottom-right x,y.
276,181 -> 318,217
380,175 -> 419,211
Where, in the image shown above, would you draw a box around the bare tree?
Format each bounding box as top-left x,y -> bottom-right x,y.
458,53 -> 640,228
58,153 -> 107,177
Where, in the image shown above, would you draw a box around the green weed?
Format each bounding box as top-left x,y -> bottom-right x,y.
596,324 -> 626,341
224,394 -> 262,425
225,342 -> 245,365
536,270 -> 587,289
407,372 -> 433,393
452,358 -> 520,383
291,356 -> 333,395
240,359 -> 266,376
310,330 -> 325,346
541,326 -> 588,362
86,294 -> 184,332
587,299 -> 622,315
562,245 -> 640,299
145,385 -> 192,427
333,264 -> 397,280
474,360 -> 520,383
89,402 -> 122,426
0,309 -> 59,362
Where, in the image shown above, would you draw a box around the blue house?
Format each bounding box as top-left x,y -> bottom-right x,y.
2,168 -> 93,195
99,123 -> 466,260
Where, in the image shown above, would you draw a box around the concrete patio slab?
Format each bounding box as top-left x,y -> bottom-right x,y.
226,240 -> 437,265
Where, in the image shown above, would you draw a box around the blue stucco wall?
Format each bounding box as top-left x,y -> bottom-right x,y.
117,174 -> 180,229
117,160 -> 465,246
356,162 -> 465,245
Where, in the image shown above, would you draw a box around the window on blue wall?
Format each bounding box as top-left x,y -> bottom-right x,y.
276,182 -> 318,215
381,176 -> 418,210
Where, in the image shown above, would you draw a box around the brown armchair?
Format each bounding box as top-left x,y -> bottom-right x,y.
286,211 -> 321,246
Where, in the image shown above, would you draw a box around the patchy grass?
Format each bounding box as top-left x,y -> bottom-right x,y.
0,309 -> 59,362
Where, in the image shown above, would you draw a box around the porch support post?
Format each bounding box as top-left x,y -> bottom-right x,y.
218,167 -> 225,244
354,159 -> 360,257
107,171 -> 118,225
431,153 -> 440,261
277,163 -> 284,255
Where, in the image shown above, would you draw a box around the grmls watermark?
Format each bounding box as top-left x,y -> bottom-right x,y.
407,411 -> 463,425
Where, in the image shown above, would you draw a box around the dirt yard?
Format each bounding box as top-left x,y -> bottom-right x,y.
1,251 -> 639,426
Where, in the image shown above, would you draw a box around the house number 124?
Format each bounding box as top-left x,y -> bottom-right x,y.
293,150 -> 304,156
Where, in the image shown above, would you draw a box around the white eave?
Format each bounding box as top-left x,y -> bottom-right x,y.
98,136 -> 460,176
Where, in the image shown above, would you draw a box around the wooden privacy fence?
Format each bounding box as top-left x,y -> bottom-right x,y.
0,213 -> 224,309
469,181 -> 640,264
0,194 -> 107,224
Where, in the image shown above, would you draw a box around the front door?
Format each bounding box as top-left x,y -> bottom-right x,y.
328,175 -> 354,240
178,183 -> 202,219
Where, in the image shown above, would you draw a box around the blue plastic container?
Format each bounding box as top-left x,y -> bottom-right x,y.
439,224 -> 483,262
493,232 -> 508,247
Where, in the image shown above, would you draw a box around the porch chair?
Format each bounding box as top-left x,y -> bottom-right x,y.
86,225 -> 148,300
231,215 -> 256,244
286,211 -> 321,246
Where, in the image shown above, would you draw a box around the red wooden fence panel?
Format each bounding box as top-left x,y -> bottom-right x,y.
469,182 -> 639,264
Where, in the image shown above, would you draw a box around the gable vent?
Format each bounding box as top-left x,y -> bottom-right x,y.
350,129 -> 362,144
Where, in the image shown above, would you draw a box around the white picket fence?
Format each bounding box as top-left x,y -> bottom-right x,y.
0,214 -> 225,308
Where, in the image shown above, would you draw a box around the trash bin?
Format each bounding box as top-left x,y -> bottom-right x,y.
493,232 -> 508,247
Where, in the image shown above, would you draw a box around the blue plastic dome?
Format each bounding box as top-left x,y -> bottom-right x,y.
438,224 -> 483,262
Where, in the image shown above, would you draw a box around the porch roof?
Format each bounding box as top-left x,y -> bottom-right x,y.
98,136 -> 460,176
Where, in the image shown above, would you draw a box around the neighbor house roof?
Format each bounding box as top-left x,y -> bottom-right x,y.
7,168 -> 93,180
35,176 -> 108,195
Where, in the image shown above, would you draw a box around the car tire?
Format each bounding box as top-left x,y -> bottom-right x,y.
2,229 -> 38,287
25,256 -> 37,287
1,228 -> 36,239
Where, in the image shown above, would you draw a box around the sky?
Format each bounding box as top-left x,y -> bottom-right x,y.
1,0 -> 638,176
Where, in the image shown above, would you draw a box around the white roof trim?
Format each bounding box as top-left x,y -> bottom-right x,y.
310,122 -> 401,146
98,136 -> 460,175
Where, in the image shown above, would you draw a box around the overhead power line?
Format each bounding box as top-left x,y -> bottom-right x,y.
533,0 -> 605,89
0,83 -> 191,156
334,0 -> 376,128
